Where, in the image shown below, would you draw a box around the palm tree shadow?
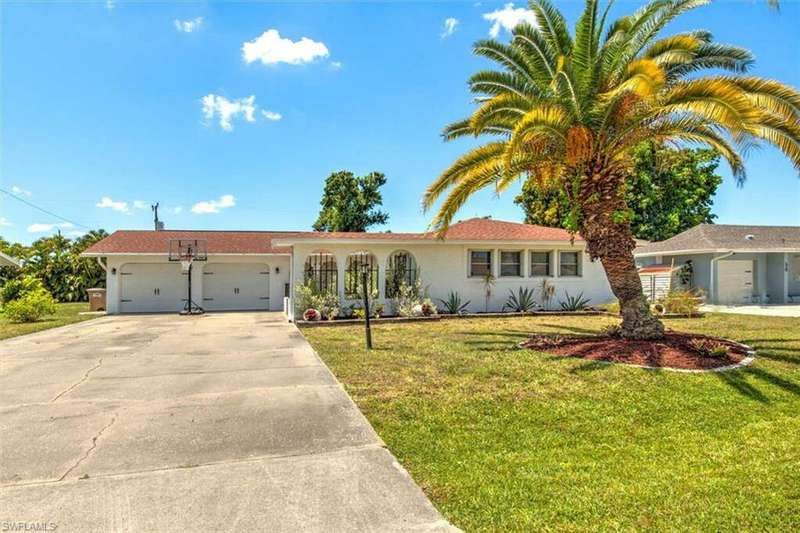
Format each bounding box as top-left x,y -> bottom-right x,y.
715,365 -> 800,403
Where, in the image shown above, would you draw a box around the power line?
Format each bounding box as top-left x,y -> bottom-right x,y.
0,187 -> 92,230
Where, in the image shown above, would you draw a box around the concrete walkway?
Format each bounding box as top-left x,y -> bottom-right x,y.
0,312 -> 454,532
700,304 -> 800,318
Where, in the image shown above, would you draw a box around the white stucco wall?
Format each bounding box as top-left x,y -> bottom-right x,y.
103,254 -> 291,314
287,242 -> 613,318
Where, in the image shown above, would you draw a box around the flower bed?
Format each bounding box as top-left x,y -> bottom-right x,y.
520,331 -> 754,372
295,309 -> 603,327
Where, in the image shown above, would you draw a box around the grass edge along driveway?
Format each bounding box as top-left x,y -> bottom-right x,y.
0,302 -> 98,340
302,314 -> 800,531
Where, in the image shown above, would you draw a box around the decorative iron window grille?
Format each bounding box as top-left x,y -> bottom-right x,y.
345,252 -> 379,299
304,252 -> 338,294
385,251 -> 418,298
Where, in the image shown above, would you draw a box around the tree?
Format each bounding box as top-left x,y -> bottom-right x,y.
0,229 -> 108,302
515,141 -> 722,241
313,171 -> 389,232
423,0 -> 800,339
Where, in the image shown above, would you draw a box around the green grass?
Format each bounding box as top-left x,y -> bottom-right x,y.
0,302 -> 98,340
302,314 -> 800,531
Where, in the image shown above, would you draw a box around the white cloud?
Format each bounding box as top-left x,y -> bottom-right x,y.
0,217 -> 12,227
441,18 -> 459,39
96,196 -> 130,213
27,222 -> 73,233
105,0 -> 115,11
173,206 -> 183,214
242,29 -> 329,66
174,17 -> 203,33
201,94 -> 257,132
261,110 -> 282,121
483,3 -> 538,38
67,230 -> 86,237
132,200 -> 149,210
330,61 -> 343,70
191,194 -> 236,214
11,185 -> 32,197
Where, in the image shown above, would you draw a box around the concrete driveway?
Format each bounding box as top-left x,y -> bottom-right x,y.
0,313 -> 453,532
700,304 -> 800,317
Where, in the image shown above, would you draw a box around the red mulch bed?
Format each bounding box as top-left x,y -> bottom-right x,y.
521,331 -> 751,370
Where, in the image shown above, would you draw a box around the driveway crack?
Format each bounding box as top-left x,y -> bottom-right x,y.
50,358 -> 103,402
57,415 -> 116,482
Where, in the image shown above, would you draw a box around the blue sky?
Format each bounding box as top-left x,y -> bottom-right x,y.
2,0 -> 799,245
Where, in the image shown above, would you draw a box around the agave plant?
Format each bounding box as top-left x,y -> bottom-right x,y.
503,287 -> 538,312
438,291 -> 471,314
560,291 -> 592,312
423,0 -> 800,338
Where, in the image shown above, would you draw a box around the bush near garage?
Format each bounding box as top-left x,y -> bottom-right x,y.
3,289 -> 58,323
1,275 -> 47,304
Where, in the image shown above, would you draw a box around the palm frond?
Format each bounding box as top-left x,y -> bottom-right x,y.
422,142 -> 507,211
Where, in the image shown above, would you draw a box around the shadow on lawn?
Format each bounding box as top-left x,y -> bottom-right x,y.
716,365 -> 800,403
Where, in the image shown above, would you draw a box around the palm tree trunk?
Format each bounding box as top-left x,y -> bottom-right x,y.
577,165 -> 665,339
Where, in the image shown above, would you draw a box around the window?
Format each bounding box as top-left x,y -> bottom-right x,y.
530,251 -> 552,277
500,251 -> 522,277
386,251 -> 418,298
469,250 -> 492,277
793,255 -> 800,281
559,251 -> 580,277
303,252 -> 337,294
345,252 -> 378,299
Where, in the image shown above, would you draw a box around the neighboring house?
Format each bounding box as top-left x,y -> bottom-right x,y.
635,224 -> 800,305
82,218 -> 614,317
0,251 -> 22,268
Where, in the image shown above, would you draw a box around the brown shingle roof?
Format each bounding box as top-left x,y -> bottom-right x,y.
635,224 -> 800,256
82,230 -> 292,255
82,219 -> 582,256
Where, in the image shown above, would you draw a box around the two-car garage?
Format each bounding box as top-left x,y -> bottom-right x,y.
119,262 -> 271,313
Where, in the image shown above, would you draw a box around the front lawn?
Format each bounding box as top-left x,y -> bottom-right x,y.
0,302 -> 98,340
302,314 -> 800,531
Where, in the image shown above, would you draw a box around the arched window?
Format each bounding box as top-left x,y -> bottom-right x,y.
385,250 -> 418,298
304,252 -> 337,294
344,252 -> 378,299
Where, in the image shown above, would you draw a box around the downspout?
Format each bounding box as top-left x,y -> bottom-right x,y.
95,257 -> 108,272
709,251 -> 735,304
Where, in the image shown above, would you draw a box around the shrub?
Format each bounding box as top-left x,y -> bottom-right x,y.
603,300 -> 620,315
392,279 -> 423,317
560,291 -> 591,311
295,282 -> 340,320
438,291 -> 470,315
351,302 -> 384,319
539,279 -> 556,310
1,275 -> 46,304
420,298 -> 437,316
689,338 -> 729,358
503,287 -> 538,312
660,289 -> 703,315
3,289 -> 57,322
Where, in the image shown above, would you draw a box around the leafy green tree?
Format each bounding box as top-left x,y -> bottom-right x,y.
423,0 -> 800,339
515,142 -> 722,241
0,229 -> 108,302
313,171 -> 389,232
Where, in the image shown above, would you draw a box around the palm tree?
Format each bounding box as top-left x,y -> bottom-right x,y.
423,0 -> 800,339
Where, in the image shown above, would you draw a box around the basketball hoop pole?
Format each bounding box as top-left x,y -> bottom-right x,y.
169,239 -> 207,315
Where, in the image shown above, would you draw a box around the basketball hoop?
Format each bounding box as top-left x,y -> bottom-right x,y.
168,239 -> 208,315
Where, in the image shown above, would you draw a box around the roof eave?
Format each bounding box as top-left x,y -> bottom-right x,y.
635,247 -> 800,257
272,238 -> 583,247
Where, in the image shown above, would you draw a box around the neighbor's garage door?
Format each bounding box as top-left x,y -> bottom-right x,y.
717,259 -> 753,305
120,263 -> 185,313
202,263 -> 270,311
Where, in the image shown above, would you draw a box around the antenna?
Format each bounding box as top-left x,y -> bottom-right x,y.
151,203 -> 164,231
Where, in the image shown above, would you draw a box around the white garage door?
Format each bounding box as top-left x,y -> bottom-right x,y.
120,263 -> 185,313
202,263 -> 270,311
717,260 -> 753,305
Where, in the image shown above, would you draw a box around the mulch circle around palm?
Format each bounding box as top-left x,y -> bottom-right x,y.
521,331 -> 753,371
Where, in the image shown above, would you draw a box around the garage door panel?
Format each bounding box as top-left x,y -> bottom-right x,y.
203,263 -> 269,311
120,263 -> 184,313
